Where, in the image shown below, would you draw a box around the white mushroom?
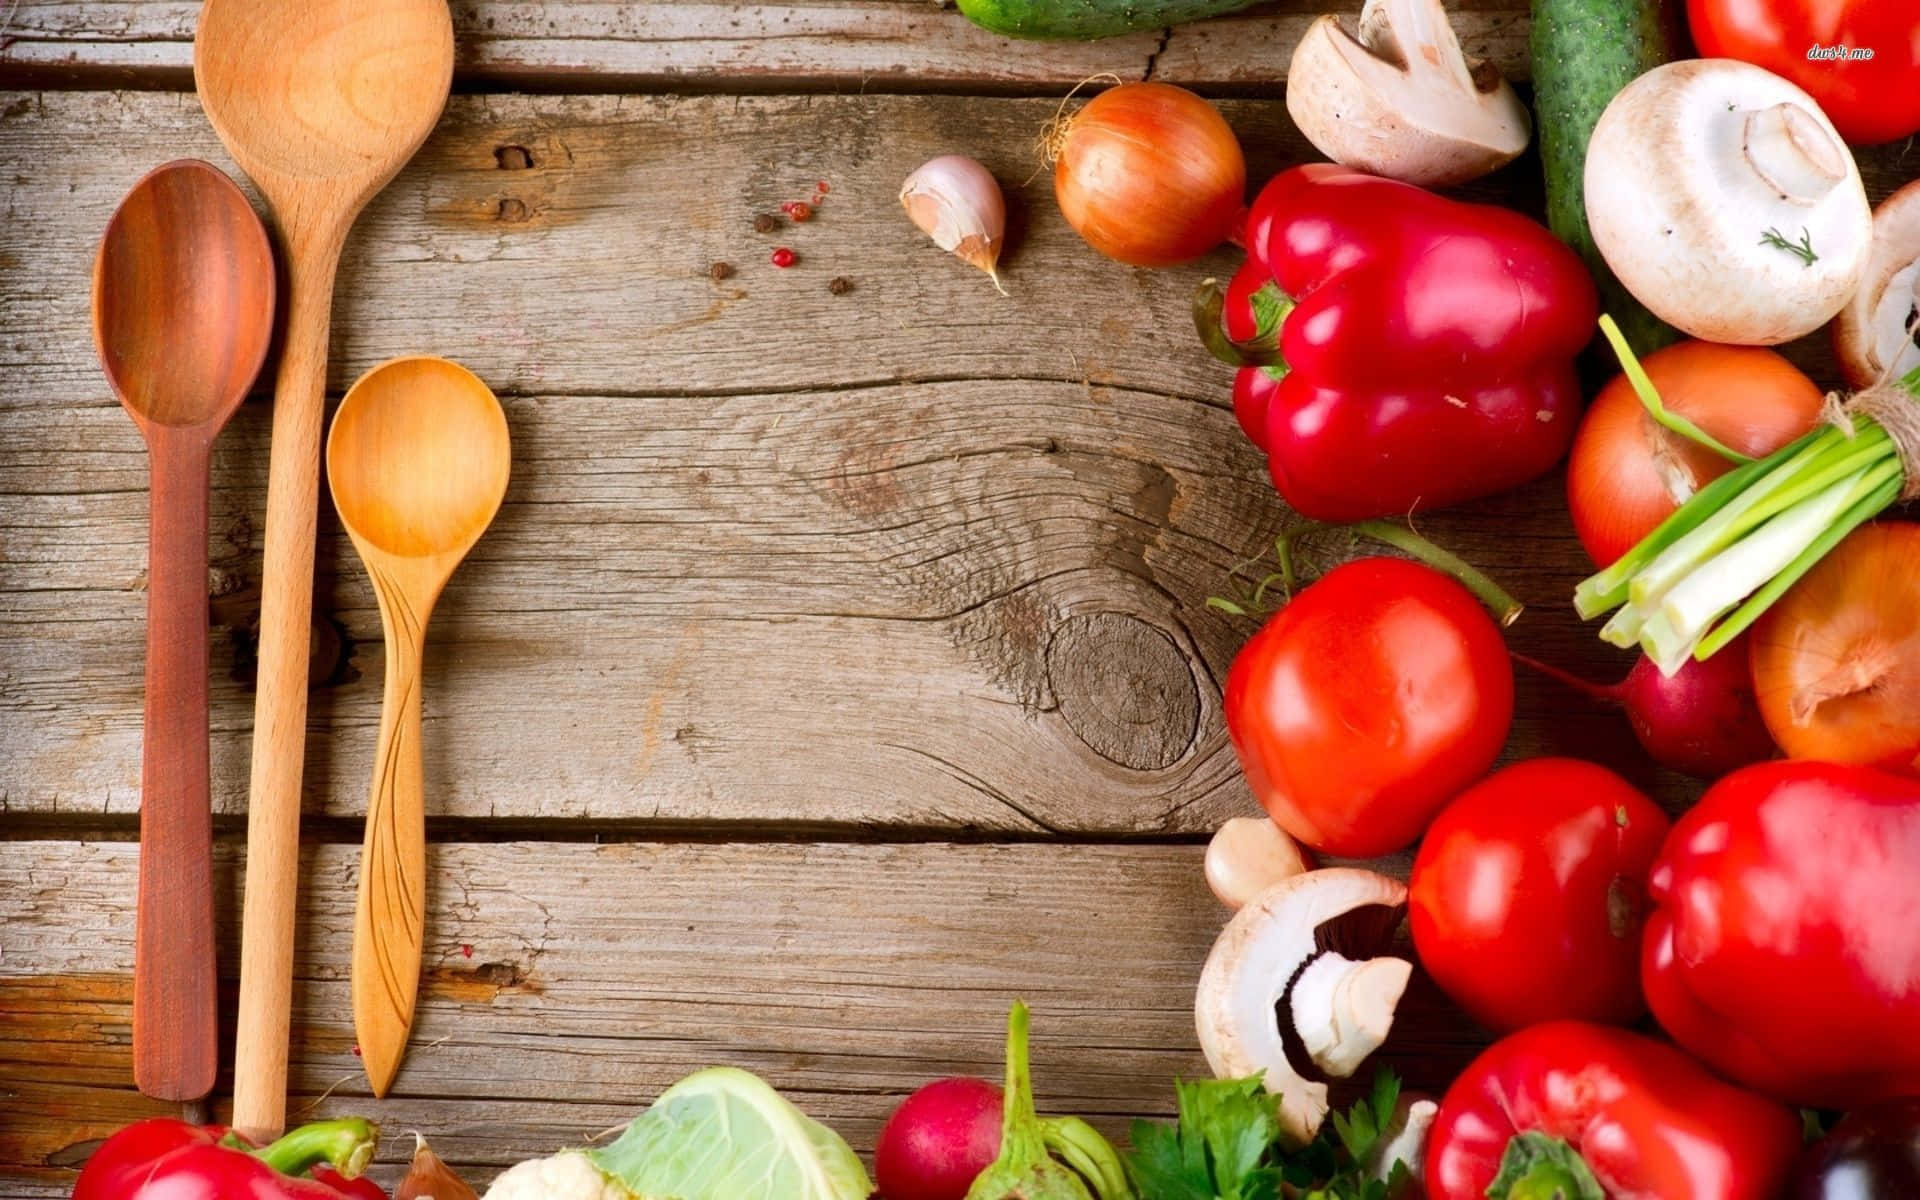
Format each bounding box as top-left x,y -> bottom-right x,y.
1366,1095 -> 1438,1187
1204,817 -> 1313,910
1835,180 -> 1920,389
1286,0 -> 1530,187
1585,59 -> 1871,345
1194,868 -> 1411,1146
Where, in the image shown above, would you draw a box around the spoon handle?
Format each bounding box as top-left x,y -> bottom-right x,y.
134,433 -> 219,1102
351,567 -> 431,1098
234,236 -> 343,1140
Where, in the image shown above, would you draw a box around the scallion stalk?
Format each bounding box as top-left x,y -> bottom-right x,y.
1574,320 -> 1919,674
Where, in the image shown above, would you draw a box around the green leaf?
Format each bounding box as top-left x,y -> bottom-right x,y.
1123,1077 -> 1281,1200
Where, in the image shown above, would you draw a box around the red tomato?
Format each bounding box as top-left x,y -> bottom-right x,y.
1223,557 -> 1513,857
1410,759 -> 1670,1034
1688,0 -> 1920,146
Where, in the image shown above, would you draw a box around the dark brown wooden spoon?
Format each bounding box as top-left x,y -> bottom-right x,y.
92,159 -> 276,1103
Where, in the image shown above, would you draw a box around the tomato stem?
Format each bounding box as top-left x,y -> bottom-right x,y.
1349,519 -> 1523,626
1597,315 -> 1751,465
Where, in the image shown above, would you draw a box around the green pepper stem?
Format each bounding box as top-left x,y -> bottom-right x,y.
251,1118 -> 380,1180
1506,1162 -> 1590,1200
1349,519 -> 1523,626
1190,277 -> 1286,369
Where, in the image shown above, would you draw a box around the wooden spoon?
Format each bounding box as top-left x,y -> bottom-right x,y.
326,357 -> 510,1097
91,159 -> 276,1102
194,0 -> 453,1138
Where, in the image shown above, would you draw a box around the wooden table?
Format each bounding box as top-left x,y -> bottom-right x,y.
1,3 -> 1911,1193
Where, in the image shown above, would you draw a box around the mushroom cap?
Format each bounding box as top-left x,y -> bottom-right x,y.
1195,867 -> 1409,1146
1835,180 -> 1920,389
1205,817 -> 1313,910
1585,59 -> 1870,345
1286,0 -> 1529,188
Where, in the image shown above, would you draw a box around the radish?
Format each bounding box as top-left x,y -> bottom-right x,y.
1515,636 -> 1776,780
874,1077 -> 1003,1200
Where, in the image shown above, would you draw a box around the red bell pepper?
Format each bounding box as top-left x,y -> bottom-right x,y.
1643,761 -> 1920,1108
1426,1021 -> 1800,1200
1688,0 -> 1920,146
73,1117 -> 388,1200
1204,163 -> 1597,523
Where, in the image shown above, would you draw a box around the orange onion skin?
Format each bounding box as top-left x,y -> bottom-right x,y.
1053,83 -> 1245,268
1567,341 -> 1824,568
1753,523 -> 1920,776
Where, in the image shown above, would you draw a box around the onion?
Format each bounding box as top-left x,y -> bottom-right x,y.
397,1135 -> 479,1200
1753,522 -> 1920,775
1566,339 -> 1824,568
1050,82 -> 1245,268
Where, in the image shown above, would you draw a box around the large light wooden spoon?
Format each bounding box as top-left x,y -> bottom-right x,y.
195,0 -> 453,1138
93,159 -> 276,1103
327,357 -> 509,1097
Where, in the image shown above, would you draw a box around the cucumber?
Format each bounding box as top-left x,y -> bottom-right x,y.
1531,0 -> 1681,355
955,0 -> 1259,40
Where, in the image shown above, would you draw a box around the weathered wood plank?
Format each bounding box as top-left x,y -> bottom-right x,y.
0,839 -> 1478,1192
0,1 -> 1532,92
4,92 -> 1910,828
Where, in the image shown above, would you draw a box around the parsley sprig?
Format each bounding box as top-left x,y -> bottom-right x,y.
1123,1072 -> 1416,1200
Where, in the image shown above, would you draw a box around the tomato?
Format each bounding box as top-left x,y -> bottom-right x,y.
1410,759 -> 1670,1033
1223,557 -> 1514,857
1566,340 -> 1824,568
1687,0 -> 1920,146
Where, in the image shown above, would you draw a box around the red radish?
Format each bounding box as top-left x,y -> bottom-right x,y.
874,1076 -> 1003,1200
1515,637 -> 1775,780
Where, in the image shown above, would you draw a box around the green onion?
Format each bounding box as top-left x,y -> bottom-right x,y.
1574,319 -> 1920,674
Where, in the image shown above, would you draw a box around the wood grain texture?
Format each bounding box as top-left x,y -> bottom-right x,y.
0,838 -> 1475,1194
0,0 -> 1531,92
4,92 -> 1912,832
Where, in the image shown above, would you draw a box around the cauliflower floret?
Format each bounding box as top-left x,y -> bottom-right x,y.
482,1151 -> 634,1200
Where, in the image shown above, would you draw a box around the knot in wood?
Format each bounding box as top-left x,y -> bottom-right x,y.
1045,613 -> 1199,771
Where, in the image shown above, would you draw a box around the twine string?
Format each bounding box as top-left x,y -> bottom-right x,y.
1823,313 -> 1920,501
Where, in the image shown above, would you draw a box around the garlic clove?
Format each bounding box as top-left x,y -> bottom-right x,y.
901,155 -> 1007,294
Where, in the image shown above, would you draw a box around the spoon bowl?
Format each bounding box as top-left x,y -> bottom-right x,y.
328,357 -> 512,561
94,159 -> 275,432
196,0 -> 454,212
196,0 -> 453,1137
91,158 -> 275,1103
327,356 -> 509,1097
